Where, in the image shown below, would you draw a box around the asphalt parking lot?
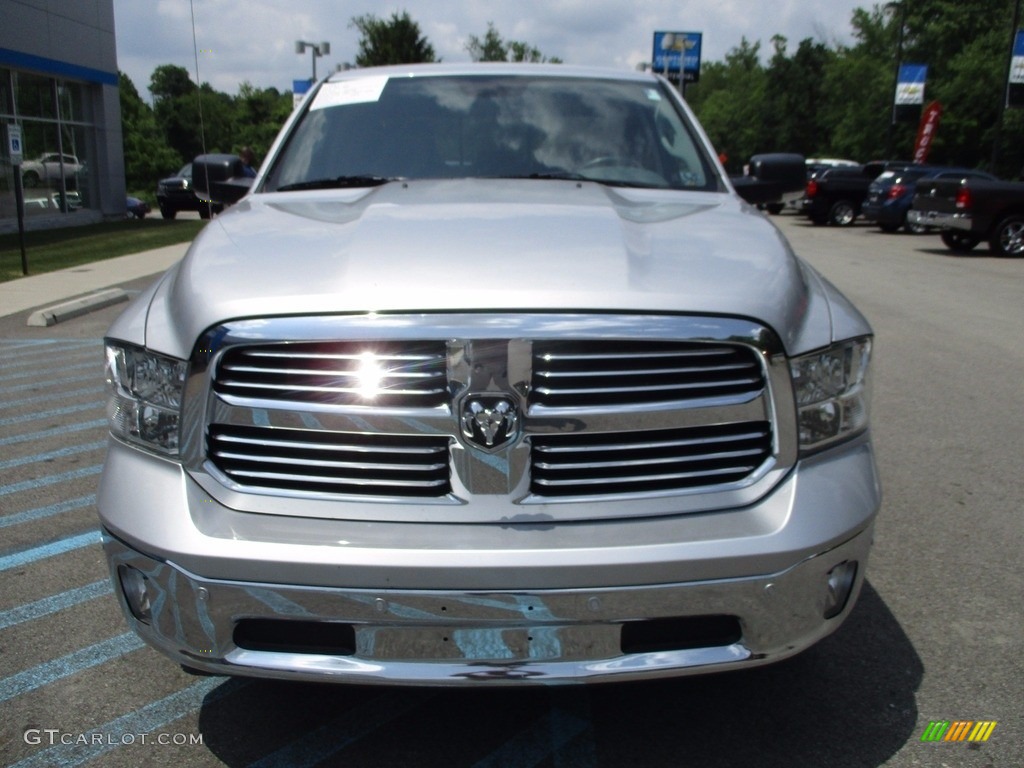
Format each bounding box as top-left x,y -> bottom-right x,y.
0,212 -> 1021,767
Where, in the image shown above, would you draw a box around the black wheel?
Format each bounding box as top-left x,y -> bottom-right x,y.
22,170 -> 40,188
764,203 -> 784,215
879,222 -> 900,233
988,214 -> 1024,257
828,200 -> 856,226
941,230 -> 980,252
159,206 -> 177,220
199,205 -> 212,219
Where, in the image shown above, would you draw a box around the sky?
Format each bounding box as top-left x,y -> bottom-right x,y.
113,0 -> 873,98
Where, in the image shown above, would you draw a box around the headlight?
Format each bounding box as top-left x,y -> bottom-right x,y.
790,338 -> 871,452
105,342 -> 188,455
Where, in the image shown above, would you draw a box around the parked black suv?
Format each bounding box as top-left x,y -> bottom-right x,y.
156,163 -> 223,219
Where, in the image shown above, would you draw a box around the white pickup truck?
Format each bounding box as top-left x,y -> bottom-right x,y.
99,63 -> 879,686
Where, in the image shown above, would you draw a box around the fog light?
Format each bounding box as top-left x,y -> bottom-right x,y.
118,565 -> 153,624
824,561 -> 857,619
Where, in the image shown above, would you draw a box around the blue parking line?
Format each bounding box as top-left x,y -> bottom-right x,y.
1,348 -> 101,371
0,530 -> 102,572
0,360 -> 100,383
473,709 -> 591,768
248,690 -> 437,768
8,677 -> 247,768
0,401 -> 104,427
0,339 -> 101,348
0,632 -> 145,704
0,465 -> 103,497
0,580 -> 111,631
0,494 -> 95,529
0,441 -> 106,471
3,373 -> 97,394
2,386 -> 104,409
0,420 -> 107,448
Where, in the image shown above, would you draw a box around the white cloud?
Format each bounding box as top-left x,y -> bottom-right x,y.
113,0 -> 866,97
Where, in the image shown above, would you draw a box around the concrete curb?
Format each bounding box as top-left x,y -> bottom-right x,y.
26,288 -> 129,327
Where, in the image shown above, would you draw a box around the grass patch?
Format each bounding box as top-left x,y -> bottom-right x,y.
0,219 -> 204,282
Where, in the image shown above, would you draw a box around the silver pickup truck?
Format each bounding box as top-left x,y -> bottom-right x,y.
99,63 -> 879,686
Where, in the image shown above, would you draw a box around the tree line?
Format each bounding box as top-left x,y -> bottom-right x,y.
120,3 -> 1024,194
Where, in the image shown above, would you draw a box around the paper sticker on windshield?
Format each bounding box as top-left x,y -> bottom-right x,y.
310,77 -> 389,110
645,89 -> 662,102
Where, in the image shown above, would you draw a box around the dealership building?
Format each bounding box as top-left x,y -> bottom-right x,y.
1,0 -> 125,232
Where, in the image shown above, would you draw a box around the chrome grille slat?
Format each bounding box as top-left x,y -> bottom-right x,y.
213,451 -> 447,473
534,447 -> 767,471
213,341 -> 448,408
533,465 -> 758,488
533,429 -> 768,454
533,375 -> 762,397
215,380 -> 445,397
530,422 -> 772,497
536,362 -> 753,378
207,424 -> 452,498
532,340 -> 765,408
224,469 -> 449,489
215,433 -> 443,455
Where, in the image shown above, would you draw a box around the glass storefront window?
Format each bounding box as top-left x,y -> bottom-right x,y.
1,71 -> 96,221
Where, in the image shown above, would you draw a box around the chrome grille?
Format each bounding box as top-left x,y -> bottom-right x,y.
187,315 -> 792,520
207,424 -> 451,497
213,341 -> 447,407
531,422 -> 772,497
531,341 -> 764,407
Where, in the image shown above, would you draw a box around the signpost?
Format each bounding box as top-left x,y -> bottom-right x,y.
6,123 -> 28,275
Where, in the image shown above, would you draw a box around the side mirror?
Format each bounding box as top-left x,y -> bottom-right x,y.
191,153 -> 253,206
731,153 -> 806,206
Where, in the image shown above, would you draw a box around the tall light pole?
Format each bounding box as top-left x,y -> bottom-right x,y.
885,1 -> 908,159
295,40 -> 330,82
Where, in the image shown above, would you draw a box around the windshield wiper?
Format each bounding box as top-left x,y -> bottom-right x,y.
275,175 -> 401,192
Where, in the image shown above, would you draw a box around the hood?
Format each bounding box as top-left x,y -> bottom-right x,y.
144,179 -> 832,357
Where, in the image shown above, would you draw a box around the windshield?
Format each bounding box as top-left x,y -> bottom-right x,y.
263,74 -> 718,192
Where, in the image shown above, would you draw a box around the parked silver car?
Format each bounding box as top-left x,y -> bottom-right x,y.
99,64 -> 880,686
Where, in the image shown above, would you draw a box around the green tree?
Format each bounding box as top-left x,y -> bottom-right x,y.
762,37 -> 835,156
118,72 -> 180,191
687,38 -> 767,171
466,23 -> 562,63
231,82 -> 292,164
350,11 -> 437,66
150,65 -> 234,164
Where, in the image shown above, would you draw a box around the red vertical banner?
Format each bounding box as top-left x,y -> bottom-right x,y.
913,101 -> 943,163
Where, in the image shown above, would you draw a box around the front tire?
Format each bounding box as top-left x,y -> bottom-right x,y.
159,206 -> 177,220
988,214 -> 1024,256
941,230 -> 981,253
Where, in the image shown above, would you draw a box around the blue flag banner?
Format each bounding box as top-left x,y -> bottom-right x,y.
1011,30 -> 1024,84
1008,30 -> 1024,108
895,63 -> 928,105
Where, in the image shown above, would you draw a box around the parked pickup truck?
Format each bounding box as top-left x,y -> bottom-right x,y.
909,176 -> 1024,255
98,63 -> 880,687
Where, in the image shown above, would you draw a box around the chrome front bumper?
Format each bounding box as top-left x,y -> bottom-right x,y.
99,434 -> 879,686
103,524 -> 872,686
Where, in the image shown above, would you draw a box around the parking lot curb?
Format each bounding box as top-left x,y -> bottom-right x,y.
26,288 -> 129,327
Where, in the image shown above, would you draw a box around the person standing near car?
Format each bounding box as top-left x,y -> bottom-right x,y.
239,147 -> 258,178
